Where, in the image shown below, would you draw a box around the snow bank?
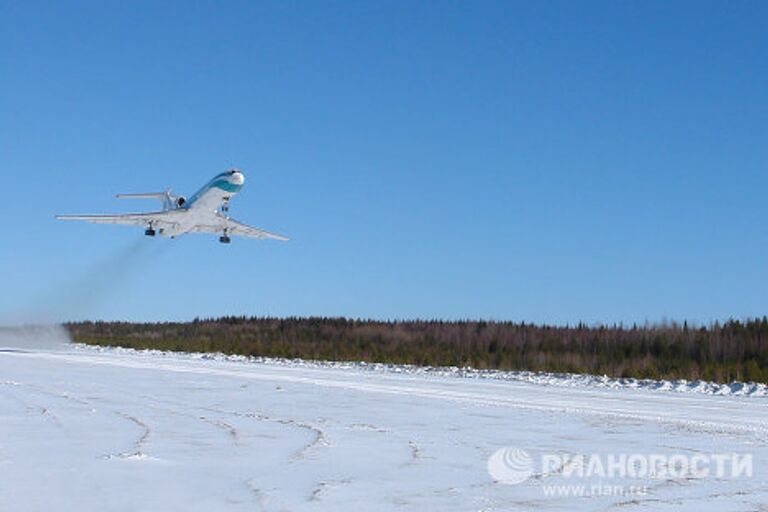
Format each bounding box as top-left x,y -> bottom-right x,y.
76,343 -> 768,398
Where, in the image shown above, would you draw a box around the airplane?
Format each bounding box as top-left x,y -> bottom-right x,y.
56,169 -> 288,244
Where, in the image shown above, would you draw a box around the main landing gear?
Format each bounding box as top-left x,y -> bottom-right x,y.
145,224 -> 156,237
219,228 -> 231,244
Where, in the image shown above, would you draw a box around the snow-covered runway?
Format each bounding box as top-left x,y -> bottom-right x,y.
1,344 -> 767,511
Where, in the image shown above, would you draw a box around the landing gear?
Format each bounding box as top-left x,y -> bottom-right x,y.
221,199 -> 230,213
145,227 -> 156,237
219,228 -> 231,244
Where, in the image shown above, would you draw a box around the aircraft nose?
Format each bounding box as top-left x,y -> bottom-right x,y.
229,169 -> 245,185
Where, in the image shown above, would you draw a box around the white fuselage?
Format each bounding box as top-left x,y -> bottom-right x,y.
160,170 -> 245,237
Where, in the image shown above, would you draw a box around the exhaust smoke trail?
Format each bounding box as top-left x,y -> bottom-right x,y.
40,237 -> 166,320
1,238 -> 169,349
42,237 -> 168,320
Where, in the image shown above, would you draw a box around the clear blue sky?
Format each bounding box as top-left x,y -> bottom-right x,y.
1,1 -> 766,325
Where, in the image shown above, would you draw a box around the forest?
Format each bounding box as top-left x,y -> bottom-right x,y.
66,316 -> 768,384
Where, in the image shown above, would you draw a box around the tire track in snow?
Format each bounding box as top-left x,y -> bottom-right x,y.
207,407 -> 330,461
111,411 -> 151,458
131,394 -> 250,448
347,422 -> 424,467
309,478 -> 353,502
0,383 -> 64,429
198,416 -> 239,444
1,379 -> 155,461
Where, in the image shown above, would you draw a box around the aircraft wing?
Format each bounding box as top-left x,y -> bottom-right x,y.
191,214 -> 289,241
55,210 -> 184,228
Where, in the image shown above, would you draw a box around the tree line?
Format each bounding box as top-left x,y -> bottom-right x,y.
65,316 -> 768,384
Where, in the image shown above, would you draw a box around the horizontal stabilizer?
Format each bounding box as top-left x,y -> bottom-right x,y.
116,192 -> 168,200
